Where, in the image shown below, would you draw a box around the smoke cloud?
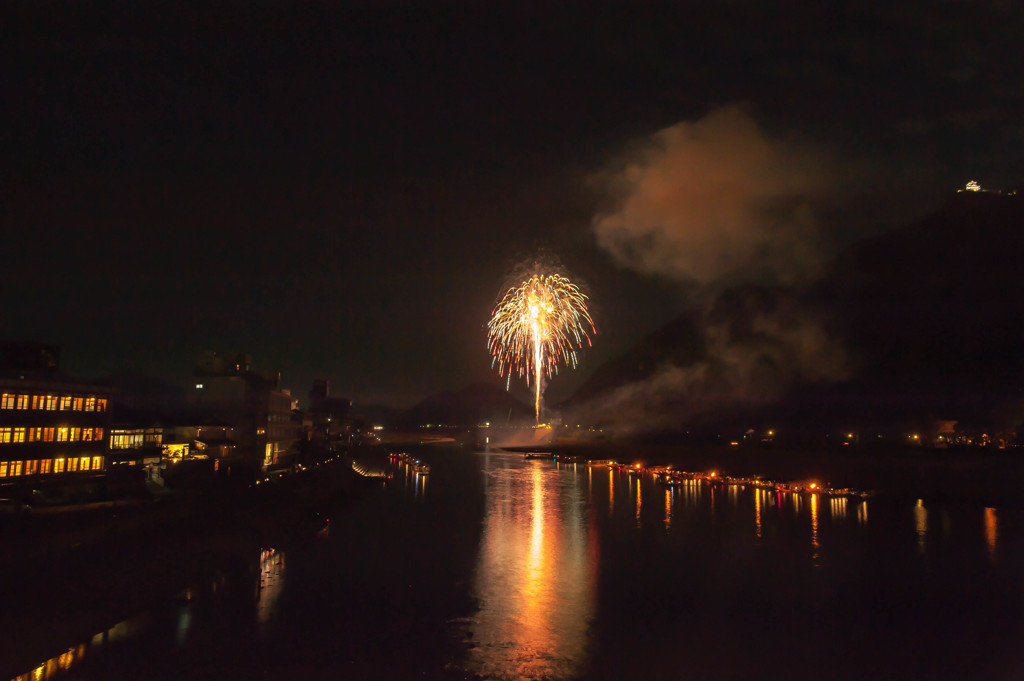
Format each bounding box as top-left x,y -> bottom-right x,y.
576,108 -> 845,433
592,105 -> 829,285
567,286 -> 847,434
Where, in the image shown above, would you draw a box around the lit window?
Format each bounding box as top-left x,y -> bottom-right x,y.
69,428 -> 80,442
43,428 -> 55,442
54,458 -> 65,473
40,459 -> 52,474
9,461 -> 22,476
0,462 -> 6,477
95,428 -> 104,440
84,397 -> 96,412
16,395 -> 28,409
24,460 -> 37,475
97,399 -> 108,412
80,457 -> 91,471
57,428 -> 68,442
82,428 -> 93,442
13,428 -> 25,443
44,395 -> 57,411
73,397 -> 84,411
91,456 -> 102,470
0,428 -> 11,443
31,395 -> 39,409
0,394 -> 13,409
67,457 -> 78,472
59,396 -> 72,411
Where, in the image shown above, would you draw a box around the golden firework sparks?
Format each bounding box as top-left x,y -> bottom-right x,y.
487,273 -> 596,422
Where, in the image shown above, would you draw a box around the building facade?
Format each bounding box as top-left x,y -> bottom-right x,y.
190,352 -> 300,475
0,377 -> 112,498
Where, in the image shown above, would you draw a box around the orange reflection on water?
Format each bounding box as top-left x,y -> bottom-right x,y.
914,499 -> 927,553
10,644 -> 85,681
468,459 -> 595,680
857,501 -> 869,525
635,475 -> 643,528
984,507 -> 998,564
527,467 -> 546,593
754,489 -> 762,539
664,488 -> 673,531
830,496 -> 847,519
608,468 -> 615,516
809,493 -> 821,565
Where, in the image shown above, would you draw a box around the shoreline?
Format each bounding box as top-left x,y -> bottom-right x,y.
0,455 -> 382,680
494,440 -> 1024,505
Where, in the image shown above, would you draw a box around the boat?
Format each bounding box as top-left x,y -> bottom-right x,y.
524,452 -> 555,460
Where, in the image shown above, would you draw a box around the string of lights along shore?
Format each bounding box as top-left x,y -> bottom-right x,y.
487,271 -> 596,423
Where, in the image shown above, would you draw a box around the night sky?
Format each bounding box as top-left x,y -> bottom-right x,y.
3,1 -> 1022,407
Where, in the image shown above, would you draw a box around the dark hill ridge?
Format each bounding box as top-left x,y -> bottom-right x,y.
562,190 -> 1024,433
361,381 -> 532,429
568,312 -> 704,405
829,190 -> 1024,392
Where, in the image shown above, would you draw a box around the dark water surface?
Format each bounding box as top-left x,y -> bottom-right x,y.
12,446 -> 1024,680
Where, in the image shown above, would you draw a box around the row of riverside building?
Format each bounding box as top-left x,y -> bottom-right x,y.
0,342 -> 353,505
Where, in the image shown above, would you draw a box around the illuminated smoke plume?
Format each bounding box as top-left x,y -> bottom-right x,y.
579,107 -> 845,432
568,286 -> 847,434
592,105 -> 828,285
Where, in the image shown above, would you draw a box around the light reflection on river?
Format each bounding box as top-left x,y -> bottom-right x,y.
465,454 -> 596,681
9,446 -> 1024,681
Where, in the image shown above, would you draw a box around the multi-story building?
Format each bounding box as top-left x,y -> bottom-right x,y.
0,343 -> 112,500
307,379 -> 352,447
190,351 -> 299,476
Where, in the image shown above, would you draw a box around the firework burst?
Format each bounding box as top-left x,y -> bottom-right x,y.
487,273 -> 596,423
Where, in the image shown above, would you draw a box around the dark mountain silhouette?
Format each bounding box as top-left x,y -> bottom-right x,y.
815,189 -> 1024,428
359,381 -> 532,429
562,189 -> 1024,435
828,190 -> 1024,390
568,312 -> 704,404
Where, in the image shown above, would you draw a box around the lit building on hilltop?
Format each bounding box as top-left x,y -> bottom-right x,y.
0,342 -> 112,501
965,180 -> 982,192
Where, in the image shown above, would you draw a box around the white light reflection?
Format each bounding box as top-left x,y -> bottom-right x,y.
175,608 -> 192,647
257,548 -> 286,627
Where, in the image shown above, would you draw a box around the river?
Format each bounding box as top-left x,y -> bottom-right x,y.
10,445 -> 1024,680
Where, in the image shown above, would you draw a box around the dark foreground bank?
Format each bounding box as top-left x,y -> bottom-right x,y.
0,455 -> 383,680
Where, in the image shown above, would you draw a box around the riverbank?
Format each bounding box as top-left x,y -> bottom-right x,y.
0,455 -> 384,680
500,440 -> 1024,505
